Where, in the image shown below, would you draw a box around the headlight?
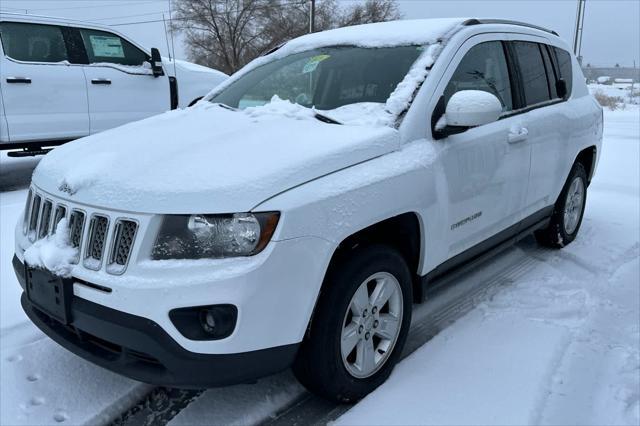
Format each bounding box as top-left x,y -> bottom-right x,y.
151,212 -> 280,260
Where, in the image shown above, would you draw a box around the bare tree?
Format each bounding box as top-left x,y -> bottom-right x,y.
171,0 -> 401,74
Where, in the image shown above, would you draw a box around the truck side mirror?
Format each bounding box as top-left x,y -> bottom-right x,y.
150,48 -> 165,78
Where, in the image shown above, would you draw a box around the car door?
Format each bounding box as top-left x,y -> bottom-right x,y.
75,27 -> 170,133
0,21 -> 89,143
510,40 -> 573,215
433,36 -> 531,257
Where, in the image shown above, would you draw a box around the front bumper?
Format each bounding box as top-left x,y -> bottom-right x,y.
16,256 -> 298,387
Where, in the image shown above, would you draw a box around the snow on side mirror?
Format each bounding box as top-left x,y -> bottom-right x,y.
445,90 -> 503,127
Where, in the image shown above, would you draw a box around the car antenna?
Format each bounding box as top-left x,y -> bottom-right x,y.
167,0 -> 177,78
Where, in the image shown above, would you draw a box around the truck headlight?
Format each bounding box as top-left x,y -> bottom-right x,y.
151,212 -> 279,260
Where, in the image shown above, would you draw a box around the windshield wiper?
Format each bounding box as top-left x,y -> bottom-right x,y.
314,112 -> 342,125
217,103 -> 238,111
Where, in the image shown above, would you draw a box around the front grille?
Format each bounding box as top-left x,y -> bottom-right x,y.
84,215 -> 109,270
107,220 -> 137,275
52,205 -> 67,233
28,194 -> 41,241
22,189 -> 33,235
23,188 -> 139,275
38,200 -> 53,239
69,210 -> 86,249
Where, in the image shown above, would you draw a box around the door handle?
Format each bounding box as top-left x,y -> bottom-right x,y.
91,78 -> 111,85
6,77 -> 31,84
508,127 -> 529,144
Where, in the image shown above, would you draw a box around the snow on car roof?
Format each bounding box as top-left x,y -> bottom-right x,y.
281,18 -> 467,50
204,18 -> 467,126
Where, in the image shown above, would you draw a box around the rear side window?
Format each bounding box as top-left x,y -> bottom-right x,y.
512,41 -> 551,106
79,28 -> 147,66
444,41 -> 513,111
0,22 -> 68,63
540,45 -> 559,99
553,47 -> 573,97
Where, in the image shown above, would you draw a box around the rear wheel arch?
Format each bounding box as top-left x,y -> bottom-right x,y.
575,145 -> 597,184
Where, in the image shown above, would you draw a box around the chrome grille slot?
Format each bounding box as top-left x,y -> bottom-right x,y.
68,210 -> 86,264
22,189 -> 33,235
28,194 -> 41,242
52,205 -> 67,233
84,215 -> 109,270
38,200 -> 53,239
107,219 -> 137,275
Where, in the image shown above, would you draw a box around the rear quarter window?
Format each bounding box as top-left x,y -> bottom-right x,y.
553,47 -> 573,97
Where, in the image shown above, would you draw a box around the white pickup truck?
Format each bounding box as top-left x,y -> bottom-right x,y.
0,13 -> 227,154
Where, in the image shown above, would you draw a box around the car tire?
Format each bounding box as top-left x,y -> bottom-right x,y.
293,244 -> 413,403
535,162 -> 588,248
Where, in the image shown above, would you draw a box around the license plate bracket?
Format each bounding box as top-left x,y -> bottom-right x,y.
25,266 -> 73,324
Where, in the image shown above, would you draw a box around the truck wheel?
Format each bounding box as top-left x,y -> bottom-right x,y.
535,162 -> 588,248
293,245 -> 412,403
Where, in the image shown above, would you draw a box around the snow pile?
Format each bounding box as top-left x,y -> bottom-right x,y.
243,95 -> 316,121
23,219 -> 77,278
326,103 -> 392,127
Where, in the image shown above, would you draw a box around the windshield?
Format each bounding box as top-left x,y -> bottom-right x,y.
210,45 -> 424,111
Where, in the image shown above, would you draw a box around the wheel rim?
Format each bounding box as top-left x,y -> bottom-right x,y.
564,176 -> 585,235
340,272 -> 403,379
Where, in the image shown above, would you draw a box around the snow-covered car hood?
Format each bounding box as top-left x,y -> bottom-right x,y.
32,102 -> 399,214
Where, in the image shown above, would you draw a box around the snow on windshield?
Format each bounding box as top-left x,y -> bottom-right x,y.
205,19 -> 466,127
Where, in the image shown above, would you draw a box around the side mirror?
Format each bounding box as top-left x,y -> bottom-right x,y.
434,90 -> 502,139
150,48 -> 165,78
556,79 -> 568,99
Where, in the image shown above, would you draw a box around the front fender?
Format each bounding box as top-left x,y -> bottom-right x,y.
254,140 -> 448,275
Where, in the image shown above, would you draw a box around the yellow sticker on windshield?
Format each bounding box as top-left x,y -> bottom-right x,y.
302,54 -> 330,74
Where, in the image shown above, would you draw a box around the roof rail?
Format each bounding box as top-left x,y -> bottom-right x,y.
463,19 -> 559,36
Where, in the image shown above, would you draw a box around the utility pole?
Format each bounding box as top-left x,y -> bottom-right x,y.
573,0 -> 586,65
309,0 -> 316,33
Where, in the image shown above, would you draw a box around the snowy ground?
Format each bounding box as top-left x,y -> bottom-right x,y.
0,107 -> 638,425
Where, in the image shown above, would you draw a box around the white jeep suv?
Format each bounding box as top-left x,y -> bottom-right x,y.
0,13 -> 227,154
13,18 -> 603,402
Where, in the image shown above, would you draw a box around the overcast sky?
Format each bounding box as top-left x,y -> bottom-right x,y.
2,0 -> 638,68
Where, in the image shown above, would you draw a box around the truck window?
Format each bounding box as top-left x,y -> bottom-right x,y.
444,41 -> 513,112
512,41 -> 551,106
0,22 -> 68,63
79,28 -> 147,66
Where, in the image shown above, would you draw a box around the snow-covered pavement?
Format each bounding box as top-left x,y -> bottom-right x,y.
1,107 -> 638,425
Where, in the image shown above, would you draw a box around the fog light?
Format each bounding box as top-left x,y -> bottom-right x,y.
169,304 -> 237,341
200,309 -> 217,334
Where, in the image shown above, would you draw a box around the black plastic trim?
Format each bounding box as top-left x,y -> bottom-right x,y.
0,139 -> 73,151
169,76 -> 179,109
14,257 -> 299,388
